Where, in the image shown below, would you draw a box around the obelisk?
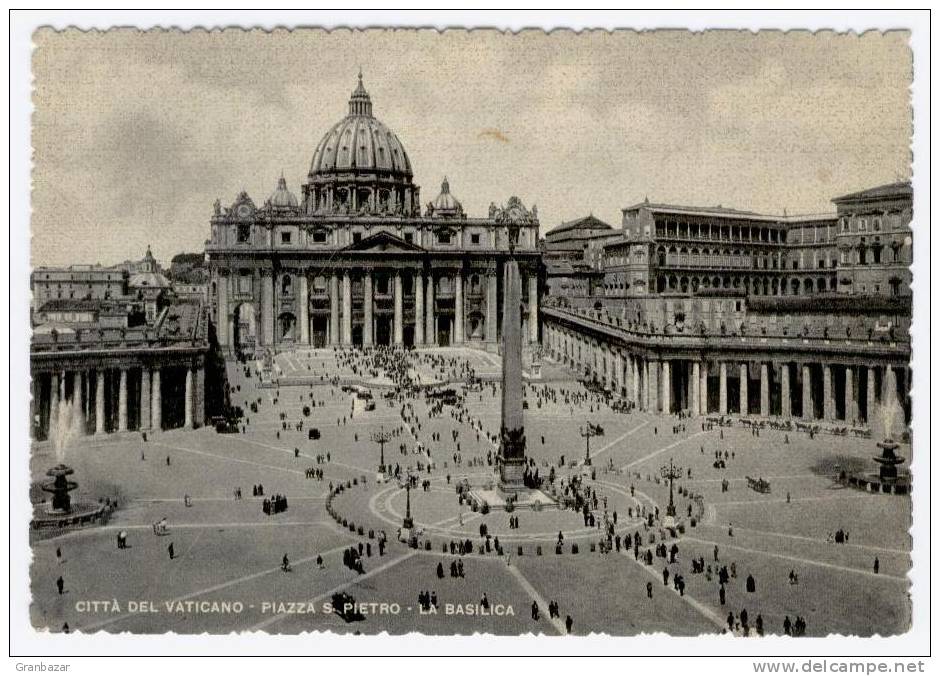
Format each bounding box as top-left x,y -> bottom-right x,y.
498,257 -> 526,490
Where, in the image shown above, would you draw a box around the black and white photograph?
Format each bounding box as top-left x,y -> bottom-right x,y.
8,9 -> 931,667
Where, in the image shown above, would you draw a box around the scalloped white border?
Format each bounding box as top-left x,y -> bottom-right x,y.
7,8 -> 931,663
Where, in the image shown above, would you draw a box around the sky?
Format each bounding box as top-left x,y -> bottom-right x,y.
30,28 -> 912,267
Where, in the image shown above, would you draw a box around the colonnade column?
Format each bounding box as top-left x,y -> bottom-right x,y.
614,351 -> 623,395
393,272 -> 404,345
184,367 -> 194,429
94,371 -> 104,434
661,360 -> 671,414
845,366 -> 857,423
866,366 -> 876,422
454,273 -> 464,345
73,371 -> 86,435
341,271 -> 352,346
883,365 -> 898,414
801,364 -> 813,419
719,362 -> 728,415
414,271 -> 425,346
140,368 -> 151,431
195,364 -> 205,428
329,273 -> 340,345
118,368 -> 128,432
823,364 -> 835,421
527,275 -> 538,344
739,363 -> 749,415
760,363 -> 769,417
691,361 -> 701,416
49,372 -> 60,438
780,364 -> 791,418
700,361 -> 709,415
299,274 -> 310,345
631,357 -> 640,407
363,273 -> 374,347
648,360 -> 659,413
425,274 -> 436,346
485,272 -> 497,345
151,368 -> 162,431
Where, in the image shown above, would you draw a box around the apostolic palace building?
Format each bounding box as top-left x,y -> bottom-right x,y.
205,74 -> 541,356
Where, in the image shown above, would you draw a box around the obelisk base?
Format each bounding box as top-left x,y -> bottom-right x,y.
499,459 -> 526,491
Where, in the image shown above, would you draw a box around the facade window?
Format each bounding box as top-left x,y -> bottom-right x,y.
840,217 -> 849,232
353,232 -> 362,243
471,233 -> 480,245
858,218 -> 867,232
404,232 -> 414,244
237,224 -> 251,243
437,232 -> 452,245
873,218 -> 882,231
280,232 -> 292,244
312,231 -> 327,243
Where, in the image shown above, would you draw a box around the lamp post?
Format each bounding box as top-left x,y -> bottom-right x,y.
401,471 -> 414,529
580,422 -> 600,466
660,457 -> 682,528
370,425 -> 391,473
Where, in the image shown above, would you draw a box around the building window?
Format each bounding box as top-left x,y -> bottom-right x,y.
353,232 -> 362,244
873,218 -> 882,231
280,232 -> 292,244
312,231 -> 327,243
471,233 -> 480,245
858,218 -> 867,232
404,232 -> 414,244
237,224 -> 251,243
437,232 -> 452,245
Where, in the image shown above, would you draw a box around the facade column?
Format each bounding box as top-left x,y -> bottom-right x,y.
760,363 -> 769,417
341,271 -> 352,346
414,271 -> 425,346
140,368 -> 151,431
866,366 -> 876,423
299,274 -> 310,345
363,273 -> 374,347
329,273 -> 340,345
118,368 -> 128,432
648,360 -> 659,413
485,272 -> 498,346
780,364 -> 791,418
261,270 -> 274,347
719,362 -> 728,415
661,360 -> 671,414
454,272 -> 464,345
184,367 -> 194,429
691,361 -> 701,416
425,274 -> 436,346
73,371 -> 85,435
739,363 -> 749,415
527,274 -> 538,344
94,371 -> 104,434
217,273 -> 229,348
700,361 -> 709,415
151,368 -> 162,431
802,364 -> 813,419
823,363 -> 835,420
614,351 -> 623,395
393,272 -> 404,345
845,366 -> 857,423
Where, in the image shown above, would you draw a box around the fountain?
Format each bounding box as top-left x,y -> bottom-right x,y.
840,403 -> 910,496
42,464 -> 77,514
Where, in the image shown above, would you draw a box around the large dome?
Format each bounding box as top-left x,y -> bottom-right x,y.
309,74 -> 413,178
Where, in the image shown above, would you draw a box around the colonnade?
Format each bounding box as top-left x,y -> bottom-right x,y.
542,323 -> 909,425
32,362 -> 206,441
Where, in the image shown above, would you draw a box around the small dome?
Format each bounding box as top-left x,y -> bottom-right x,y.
429,177 -> 463,217
268,175 -> 299,209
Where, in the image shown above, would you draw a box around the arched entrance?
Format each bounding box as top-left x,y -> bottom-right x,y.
375,316 -> 392,345
278,312 -> 296,342
437,315 -> 452,347
310,315 -> 328,347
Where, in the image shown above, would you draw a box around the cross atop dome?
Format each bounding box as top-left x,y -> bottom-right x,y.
349,70 -> 373,117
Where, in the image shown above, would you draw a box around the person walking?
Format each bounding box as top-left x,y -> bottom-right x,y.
56,576 -> 64,595
168,542 -> 175,560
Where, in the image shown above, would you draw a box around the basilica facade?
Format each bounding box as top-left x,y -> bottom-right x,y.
206,75 -> 541,356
